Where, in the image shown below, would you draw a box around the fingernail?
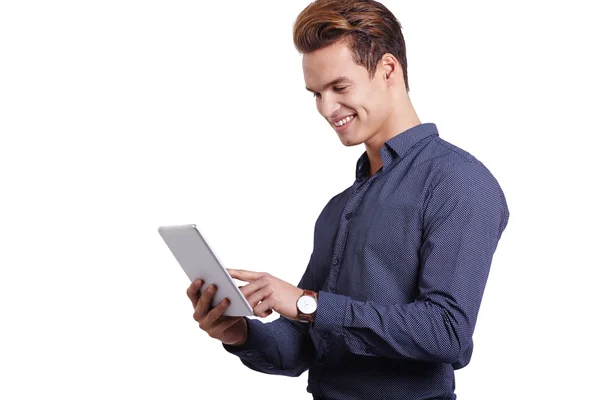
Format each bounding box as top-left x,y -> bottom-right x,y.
223,299 -> 230,306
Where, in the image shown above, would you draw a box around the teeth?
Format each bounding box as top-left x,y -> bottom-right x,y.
334,115 -> 355,127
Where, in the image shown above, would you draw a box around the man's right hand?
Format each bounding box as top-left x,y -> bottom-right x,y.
187,280 -> 248,346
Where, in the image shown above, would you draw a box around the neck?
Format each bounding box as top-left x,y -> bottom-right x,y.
365,93 -> 420,176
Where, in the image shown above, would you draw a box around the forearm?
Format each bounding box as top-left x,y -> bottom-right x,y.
312,219 -> 501,366
223,316 -> 313,377
314,291 -> 472,364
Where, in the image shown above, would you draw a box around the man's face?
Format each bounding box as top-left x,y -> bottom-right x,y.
303,40 -> 391,147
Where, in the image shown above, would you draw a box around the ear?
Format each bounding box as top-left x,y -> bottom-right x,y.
380,53 -> 401,85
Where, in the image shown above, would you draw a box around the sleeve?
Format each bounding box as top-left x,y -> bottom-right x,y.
221,192 -> 346,375
312,160 -> 510,366
222,315 -> 313,377
221,259 -> 317,377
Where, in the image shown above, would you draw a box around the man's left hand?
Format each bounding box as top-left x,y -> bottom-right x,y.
227,269 -> 303,320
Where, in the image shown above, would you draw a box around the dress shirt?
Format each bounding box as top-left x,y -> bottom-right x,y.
224,123 -> 510,400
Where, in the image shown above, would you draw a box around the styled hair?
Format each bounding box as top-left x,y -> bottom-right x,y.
293,0 -> 409,91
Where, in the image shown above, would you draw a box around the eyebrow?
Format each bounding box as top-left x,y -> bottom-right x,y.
305,76 -> 352,93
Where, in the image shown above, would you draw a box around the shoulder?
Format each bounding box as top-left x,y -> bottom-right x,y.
421,138 -> 510,234
421,136 -> 504,196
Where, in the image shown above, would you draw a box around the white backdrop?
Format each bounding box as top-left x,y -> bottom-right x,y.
1,1 -> 598,399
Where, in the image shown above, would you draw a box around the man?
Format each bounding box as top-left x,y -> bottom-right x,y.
187,0 -> 509,398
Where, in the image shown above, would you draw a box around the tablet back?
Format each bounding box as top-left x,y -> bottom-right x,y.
158,224 -> 253,317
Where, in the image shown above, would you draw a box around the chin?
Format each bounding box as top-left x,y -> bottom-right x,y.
338,132 -> 366,147
342,139 -> 363,147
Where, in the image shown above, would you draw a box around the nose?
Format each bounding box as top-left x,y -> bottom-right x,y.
318,94 -> 340,121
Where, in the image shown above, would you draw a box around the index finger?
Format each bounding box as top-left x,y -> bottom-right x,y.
227,269 -> 265,282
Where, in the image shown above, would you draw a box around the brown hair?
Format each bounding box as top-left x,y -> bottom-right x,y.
293,0 -> 409,91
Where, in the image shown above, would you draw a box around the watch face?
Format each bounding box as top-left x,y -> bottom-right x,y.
298,296 -> 317,314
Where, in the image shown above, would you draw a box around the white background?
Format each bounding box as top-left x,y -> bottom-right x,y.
1,1 -> 598,398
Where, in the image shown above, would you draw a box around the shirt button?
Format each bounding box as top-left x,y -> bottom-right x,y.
245,352 -> 254,357
332,257 -> 339,265
345,212 -> 354,220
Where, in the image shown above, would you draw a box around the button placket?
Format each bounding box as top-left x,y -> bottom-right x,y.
323,176 -> 377,292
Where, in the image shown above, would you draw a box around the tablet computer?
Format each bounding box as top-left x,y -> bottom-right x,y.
158,224 -> 254,317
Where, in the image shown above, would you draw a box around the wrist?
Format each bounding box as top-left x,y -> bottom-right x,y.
296,289 -> 318,323
227,318 -> 248,347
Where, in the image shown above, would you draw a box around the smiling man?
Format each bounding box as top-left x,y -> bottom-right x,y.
186,1 -> 509,399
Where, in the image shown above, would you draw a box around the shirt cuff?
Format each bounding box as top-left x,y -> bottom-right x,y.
313,291 -> 348,335
222,317 -> 272,359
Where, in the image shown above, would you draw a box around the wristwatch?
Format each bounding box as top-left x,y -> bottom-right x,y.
297,289 -> 318,323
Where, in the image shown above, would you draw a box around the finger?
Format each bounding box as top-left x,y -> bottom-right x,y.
227,269 -> 266,282
245,285 -> 273,308
215,315 -> 242,331
203,297 -> 231,327
195,284 -> 216,319
253,298 -> 275,318
253,307 -> 273,318
262,309 -> 273,318
239,277 -> 270,300
187,280 -> 204,308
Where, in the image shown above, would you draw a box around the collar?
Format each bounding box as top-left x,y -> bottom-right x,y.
355,123 -> 439,179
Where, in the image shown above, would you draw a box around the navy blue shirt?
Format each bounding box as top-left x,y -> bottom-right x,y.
225,123 -> 509,399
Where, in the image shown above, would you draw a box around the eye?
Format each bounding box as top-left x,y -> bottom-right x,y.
333,86 -> 349,93
313,92 -> 321,99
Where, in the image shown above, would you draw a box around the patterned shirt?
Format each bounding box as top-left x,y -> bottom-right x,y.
224,123 -> 510,399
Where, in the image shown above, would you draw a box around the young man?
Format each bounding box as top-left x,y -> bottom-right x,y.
187,0 -> 509,398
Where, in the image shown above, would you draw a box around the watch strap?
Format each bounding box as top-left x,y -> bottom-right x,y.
298,289 -> 318,323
